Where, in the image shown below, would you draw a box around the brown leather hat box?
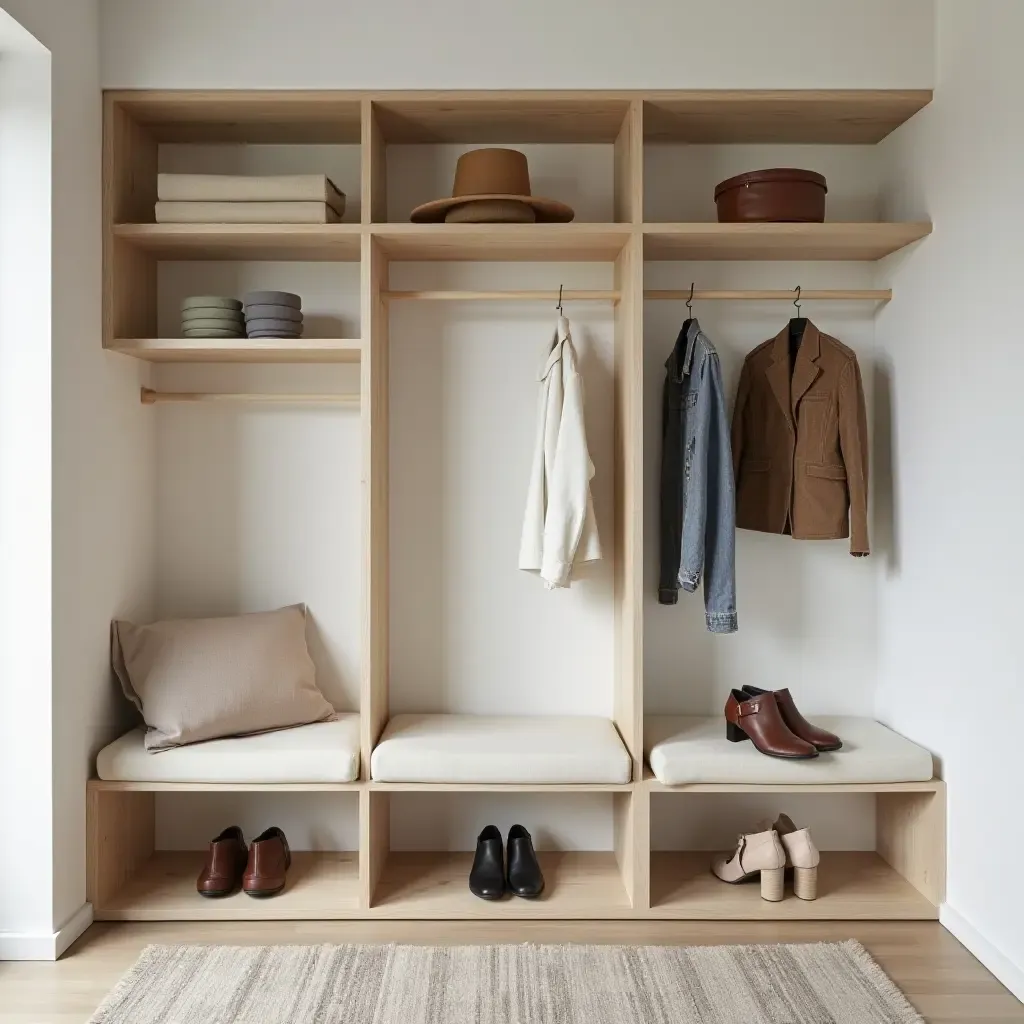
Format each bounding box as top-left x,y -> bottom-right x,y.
714,168 -> 827,222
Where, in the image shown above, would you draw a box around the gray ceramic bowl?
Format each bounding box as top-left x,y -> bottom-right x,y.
182,328 -> 246,338
243,304 -> 303,322
182,296 -> 242,311
181,317 -> 247,331
182,312 -> 245,326
243,291 -> 301,309
245,318 -> 305,333
246,330 -> 304,339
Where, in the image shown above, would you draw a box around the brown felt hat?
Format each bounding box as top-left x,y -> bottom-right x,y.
410,148 -> 575,223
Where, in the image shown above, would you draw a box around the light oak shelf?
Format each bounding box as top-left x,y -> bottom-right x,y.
642,90 -> 932,144
371,852 -> 633,918
649,852 -> 937,920
372,223 -> 633,262
643,222 -> 932,262
112,223 -> 363,261
109,222 -> 931,266
94,852 -> 360,921
110,337 -> 362,363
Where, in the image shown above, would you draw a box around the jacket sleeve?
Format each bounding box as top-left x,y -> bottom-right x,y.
838,356 -> 870,556
540,366 -> 600,587
701,351 -> 738,632
731,356 -> 751,484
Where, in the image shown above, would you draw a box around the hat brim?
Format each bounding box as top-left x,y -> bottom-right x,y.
409,194 -> 575,223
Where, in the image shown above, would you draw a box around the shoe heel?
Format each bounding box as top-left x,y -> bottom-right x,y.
760,867 -> 785,902
794,866 -> 818,901
726,722 -> 748,743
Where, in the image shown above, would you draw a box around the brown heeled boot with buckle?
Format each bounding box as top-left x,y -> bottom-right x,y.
742,685 -> 842,752
724,689 -> 818,759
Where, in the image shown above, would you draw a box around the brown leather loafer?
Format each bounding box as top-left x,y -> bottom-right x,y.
724,689 -> 818,759
243,826 -> 291,898
743,685 -> 842,752
196,826 -> 248,898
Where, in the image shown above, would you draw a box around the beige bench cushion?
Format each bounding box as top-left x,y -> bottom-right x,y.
96,715 -> 360,784
645,715 -> 934,786
371,715 -> 632,784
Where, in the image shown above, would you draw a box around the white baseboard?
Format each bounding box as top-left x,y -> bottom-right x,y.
0,903 -> 93,961
941,903 -> 1024,1004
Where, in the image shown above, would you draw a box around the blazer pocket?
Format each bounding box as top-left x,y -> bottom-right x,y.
807,463 -> 847,481
742,458 -> 772,473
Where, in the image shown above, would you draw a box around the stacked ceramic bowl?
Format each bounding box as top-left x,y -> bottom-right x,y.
181,296 -> 244,338
243,291 -> 304,339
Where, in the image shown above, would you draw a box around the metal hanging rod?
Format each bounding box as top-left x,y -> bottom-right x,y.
644,289 -> 891,301
382,288 -> 890,303
140,388 -> 360,406
383,290 -> 620,302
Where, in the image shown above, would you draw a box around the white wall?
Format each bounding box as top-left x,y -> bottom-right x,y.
876,0 -> 1024,994
0,0 -> 154,957
99,0 -> 934,89
0,10 -> 54,952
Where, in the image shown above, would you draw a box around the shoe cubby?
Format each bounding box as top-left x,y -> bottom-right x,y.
88,783 -> 361,920
361,788 -> 642,918
95,89 -> 943,924
646,783 -> 944,920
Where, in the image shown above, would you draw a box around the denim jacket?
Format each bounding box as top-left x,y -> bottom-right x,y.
659,319 -> 738,633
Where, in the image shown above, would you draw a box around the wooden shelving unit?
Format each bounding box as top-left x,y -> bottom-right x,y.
93,88 -> 944,922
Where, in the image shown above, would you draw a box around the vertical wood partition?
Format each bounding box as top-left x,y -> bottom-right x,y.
360,232 -> 390,776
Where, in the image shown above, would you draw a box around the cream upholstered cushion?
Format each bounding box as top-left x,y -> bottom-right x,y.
370,715 -> 632,784
96,716 -> 360,784
645,715 -> 934,786
112,605 -> 335,752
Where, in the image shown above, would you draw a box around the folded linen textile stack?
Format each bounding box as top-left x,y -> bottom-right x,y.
181,296 -> 244,338
155,174 -> 346,224
244,291 -> 303,339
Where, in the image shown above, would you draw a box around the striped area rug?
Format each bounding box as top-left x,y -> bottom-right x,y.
90,941 -> 922,1023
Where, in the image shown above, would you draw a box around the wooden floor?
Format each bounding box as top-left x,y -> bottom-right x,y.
0,920 -> 1020,1023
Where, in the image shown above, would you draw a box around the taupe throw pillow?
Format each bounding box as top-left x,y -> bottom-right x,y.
111,605 -> 335,752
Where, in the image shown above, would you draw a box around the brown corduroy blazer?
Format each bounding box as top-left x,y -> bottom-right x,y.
731,321 -> 869,555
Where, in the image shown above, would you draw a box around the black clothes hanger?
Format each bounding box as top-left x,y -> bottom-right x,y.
556,284 -> 564,316
788,285 -> 808,369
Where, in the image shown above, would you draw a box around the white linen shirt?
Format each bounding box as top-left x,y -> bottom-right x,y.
519,317 -> 602,588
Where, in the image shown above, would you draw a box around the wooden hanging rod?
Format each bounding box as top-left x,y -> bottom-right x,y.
644,289 -> 891,301
140,388 -> 360,405
383,290 -> 620,302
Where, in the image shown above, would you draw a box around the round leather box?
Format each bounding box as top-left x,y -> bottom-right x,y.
714,168 -> 827,223
243,291 -> 301,309
182,296 -> 242,311
243,304 -> 304,322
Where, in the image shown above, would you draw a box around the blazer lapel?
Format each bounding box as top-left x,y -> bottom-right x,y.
791,321 -> 822,411
766,326 -> 793,431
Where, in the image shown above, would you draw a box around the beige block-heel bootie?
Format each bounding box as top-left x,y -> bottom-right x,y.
775,813 -> 820,900
711,822 -> 787,902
